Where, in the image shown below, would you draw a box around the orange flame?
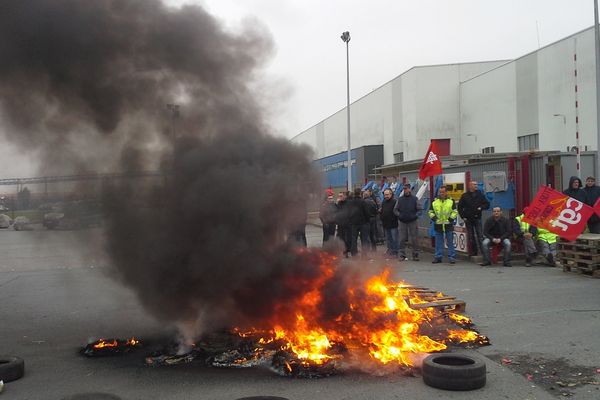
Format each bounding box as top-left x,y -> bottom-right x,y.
232,251 -> 486,369
93,339 -> 117,349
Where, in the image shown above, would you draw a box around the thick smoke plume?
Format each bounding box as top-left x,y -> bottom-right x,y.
0,0 -> 327,337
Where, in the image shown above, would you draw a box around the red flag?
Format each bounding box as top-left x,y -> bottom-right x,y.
418,141 -> 443,180
523,186 -> 594,241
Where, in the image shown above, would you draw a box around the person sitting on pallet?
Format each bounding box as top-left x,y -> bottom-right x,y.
481,207 -> 512,267
513,207 -> 538,267
536,227 -> 558,266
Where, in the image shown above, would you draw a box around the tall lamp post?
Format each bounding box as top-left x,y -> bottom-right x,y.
595,0 -> 600,179
341,31 -> 352,191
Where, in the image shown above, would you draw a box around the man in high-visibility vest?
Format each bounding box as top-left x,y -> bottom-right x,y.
537,227 -> 558,266
428,185 -> 458,264
513,207 -> 538,267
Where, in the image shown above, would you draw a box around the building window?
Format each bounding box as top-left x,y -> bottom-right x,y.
518,134 -> 539,151
482,146 -> 495,154
394,152 -> 404,163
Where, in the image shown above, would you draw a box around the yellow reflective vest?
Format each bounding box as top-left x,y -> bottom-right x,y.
428,197 -> 457,231
515,214 -> 530,233
537,227 -> 558,244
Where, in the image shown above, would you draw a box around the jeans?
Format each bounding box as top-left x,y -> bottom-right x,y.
398,220 -> 418,258
520,236 -> 537,258
385,227 -> 399,255
465,218 -> 484,256
482,238 -> 511,263
539,241 -> 557,257
434,229 -> 456,260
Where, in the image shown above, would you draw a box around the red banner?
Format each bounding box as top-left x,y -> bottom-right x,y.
418,141 -> 443,180
523,186 -> 594,241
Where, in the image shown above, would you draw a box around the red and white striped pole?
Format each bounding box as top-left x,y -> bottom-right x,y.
574,38 -> 581,177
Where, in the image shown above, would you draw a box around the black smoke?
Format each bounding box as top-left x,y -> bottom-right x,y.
0,0 -> 323,337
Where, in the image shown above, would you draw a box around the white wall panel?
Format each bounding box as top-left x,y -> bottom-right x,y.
461,63 -> 517,154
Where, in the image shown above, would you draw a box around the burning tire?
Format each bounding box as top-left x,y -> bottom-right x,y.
0,356 -> 24,382
422,353 -> 486,391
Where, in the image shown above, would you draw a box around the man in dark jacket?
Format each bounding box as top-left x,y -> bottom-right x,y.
481,207 -> 512,267
584,176 -> 600,233
363,189 -> 379,251
335,191 -> 351,257
563,176 -> 586,202
319,193 -> 337,244
380,188 -> 399,257
394,183 -> 422,261
347,188 -> 371,257
458,181 -> 490,257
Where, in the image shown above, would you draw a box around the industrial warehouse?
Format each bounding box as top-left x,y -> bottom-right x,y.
292,26 -> 599,193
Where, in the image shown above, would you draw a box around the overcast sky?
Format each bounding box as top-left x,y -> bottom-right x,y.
188,0 -> 594,139
0,0 -> 595,178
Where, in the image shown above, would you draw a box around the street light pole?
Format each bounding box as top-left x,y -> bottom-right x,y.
594,0 -> 600,179
341,31 -> 352,191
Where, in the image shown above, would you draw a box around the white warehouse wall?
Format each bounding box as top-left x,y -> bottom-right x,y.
291,26 -> 598,165
460,63 -> 518,154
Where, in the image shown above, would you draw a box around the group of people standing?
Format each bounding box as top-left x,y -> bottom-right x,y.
319,174 -> 600,265
319,183 -> 421,260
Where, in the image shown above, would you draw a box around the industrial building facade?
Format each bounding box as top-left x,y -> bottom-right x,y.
292,26 -> 599,188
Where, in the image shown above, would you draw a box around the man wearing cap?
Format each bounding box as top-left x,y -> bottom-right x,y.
394,183 -> 422,261
584,176 -> 600,233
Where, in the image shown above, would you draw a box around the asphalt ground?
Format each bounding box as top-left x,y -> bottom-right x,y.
1,225 -> 599,400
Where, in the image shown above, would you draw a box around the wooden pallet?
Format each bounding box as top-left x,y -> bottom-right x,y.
559,233 -> 600,247
557,242 -> 600,253
558,252 -> 600,263
558,235 -> 600,277
395,285 -> 467,313
562,261 -> 600,278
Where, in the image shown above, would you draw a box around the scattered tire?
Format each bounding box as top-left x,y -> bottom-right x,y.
0,356 -> 24,382
422,353 -> 486,391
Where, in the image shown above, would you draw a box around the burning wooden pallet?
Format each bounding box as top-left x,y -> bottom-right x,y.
397,286 -> 466,313
558,234 -> 600,278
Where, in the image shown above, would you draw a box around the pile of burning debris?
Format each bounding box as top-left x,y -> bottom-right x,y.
83,267 -> 490,378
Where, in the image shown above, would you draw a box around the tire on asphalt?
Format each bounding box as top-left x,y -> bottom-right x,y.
422,353 -> 486,391
0,356 -> 25,382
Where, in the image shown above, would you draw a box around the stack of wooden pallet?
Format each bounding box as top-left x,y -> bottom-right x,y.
557,233 -> 600,278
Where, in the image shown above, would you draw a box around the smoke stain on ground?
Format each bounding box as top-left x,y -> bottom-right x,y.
487,353 -> 600,397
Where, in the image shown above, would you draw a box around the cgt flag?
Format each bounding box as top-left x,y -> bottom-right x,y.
523,185 -> 594,241
418,141 -> 443,180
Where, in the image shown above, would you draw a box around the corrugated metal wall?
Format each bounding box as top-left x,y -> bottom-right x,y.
528,156 -> 546,201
